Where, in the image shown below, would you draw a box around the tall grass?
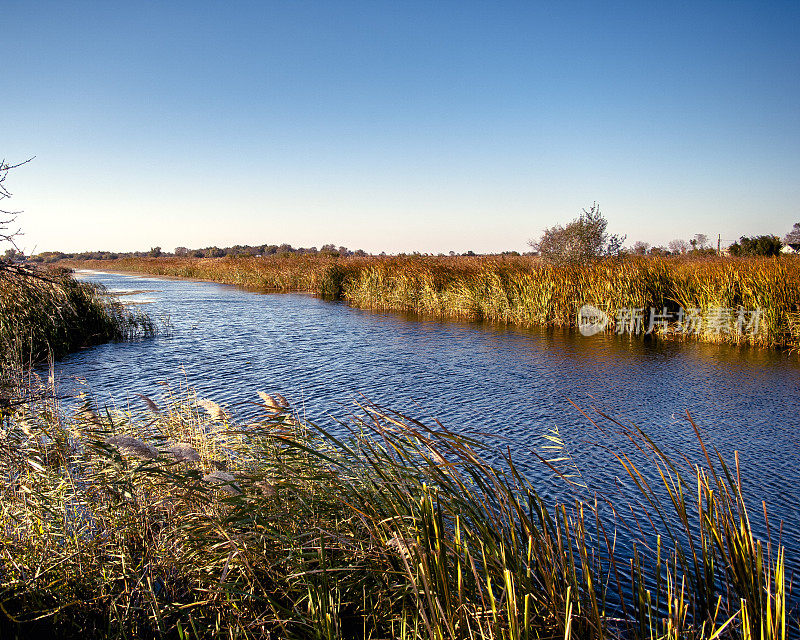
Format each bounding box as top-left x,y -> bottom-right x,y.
0,265 -> 154,364
68,255 -> 800,349
1,381 -> 794,639
70,255 -> 366,298
342,256 -> 800,348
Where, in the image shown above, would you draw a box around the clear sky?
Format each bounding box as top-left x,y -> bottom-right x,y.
4,1 -> 800,254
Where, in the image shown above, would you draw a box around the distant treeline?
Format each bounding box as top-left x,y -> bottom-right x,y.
31,243 -> 364,263
22,233 -> 792,265
28,243 -> 524,263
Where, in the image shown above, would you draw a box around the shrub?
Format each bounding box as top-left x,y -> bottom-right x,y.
529,202 -> 626,265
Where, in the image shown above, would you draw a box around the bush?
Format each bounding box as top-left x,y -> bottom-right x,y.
530,202 -> 626,265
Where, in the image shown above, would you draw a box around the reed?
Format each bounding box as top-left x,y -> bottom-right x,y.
70,255 -> 368,298
0,265 -> 155,364
0,380 -> 794,639
68,255 -> 800,349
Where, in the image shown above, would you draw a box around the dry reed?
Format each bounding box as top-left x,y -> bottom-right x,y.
0,381 -> 794,639
68,255 -> 800,349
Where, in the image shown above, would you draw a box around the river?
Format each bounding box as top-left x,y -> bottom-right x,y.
52,269 -> 800,581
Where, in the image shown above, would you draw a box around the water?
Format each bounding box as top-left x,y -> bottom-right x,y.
52,270 -> 800,580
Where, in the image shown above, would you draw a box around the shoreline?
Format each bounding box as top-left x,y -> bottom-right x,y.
63,255 -> 800,350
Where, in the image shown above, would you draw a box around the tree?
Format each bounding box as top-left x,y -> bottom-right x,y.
693,234 -> 709,250
668,239 -> 689,255
631,241 -> 650,255
529,202 -> 626,265
728,235 -> 782,257
784,223 -> 800,248
0,159 -> 33,257
148,246 -> 162,257
174,246 -> 189,257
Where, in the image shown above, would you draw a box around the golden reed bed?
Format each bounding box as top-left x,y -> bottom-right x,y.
68,254 -> 800,349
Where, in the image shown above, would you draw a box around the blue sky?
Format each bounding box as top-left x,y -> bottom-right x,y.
4,1 -> 799,254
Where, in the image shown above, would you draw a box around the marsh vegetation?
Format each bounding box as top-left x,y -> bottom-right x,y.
0,265 -> 154,364
70,254 -> 800,349
1,257 -> 795,638
0,382 -> 793,639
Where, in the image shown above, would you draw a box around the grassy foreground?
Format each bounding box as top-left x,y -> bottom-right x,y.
68,255 -> 800,349
0,381 -> 794,639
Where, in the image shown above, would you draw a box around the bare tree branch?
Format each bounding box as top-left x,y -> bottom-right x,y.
0,157 -> 34,254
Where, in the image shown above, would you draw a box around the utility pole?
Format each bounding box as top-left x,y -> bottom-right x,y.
717,234 -> 721,256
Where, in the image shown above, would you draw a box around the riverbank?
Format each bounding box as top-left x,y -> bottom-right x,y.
1,382 -> 793,639
66,255 -> 800,349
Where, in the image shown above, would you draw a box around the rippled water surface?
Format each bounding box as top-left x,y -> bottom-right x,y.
54,270 -> 800,575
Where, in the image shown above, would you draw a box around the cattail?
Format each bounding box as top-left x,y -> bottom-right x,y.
105,434 -> 159,459
386,535 -> 415,561
137,393 -> 160,414
427,446 -> 447,467
258,391 -> 290,414
202,470 -> 241,495
77,407 -> 102,426
197,398 -> 228,421
254,480 -> 276,497
169,442 -> 200,462
258,392 -> 281,410
18,419 -> 34,436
